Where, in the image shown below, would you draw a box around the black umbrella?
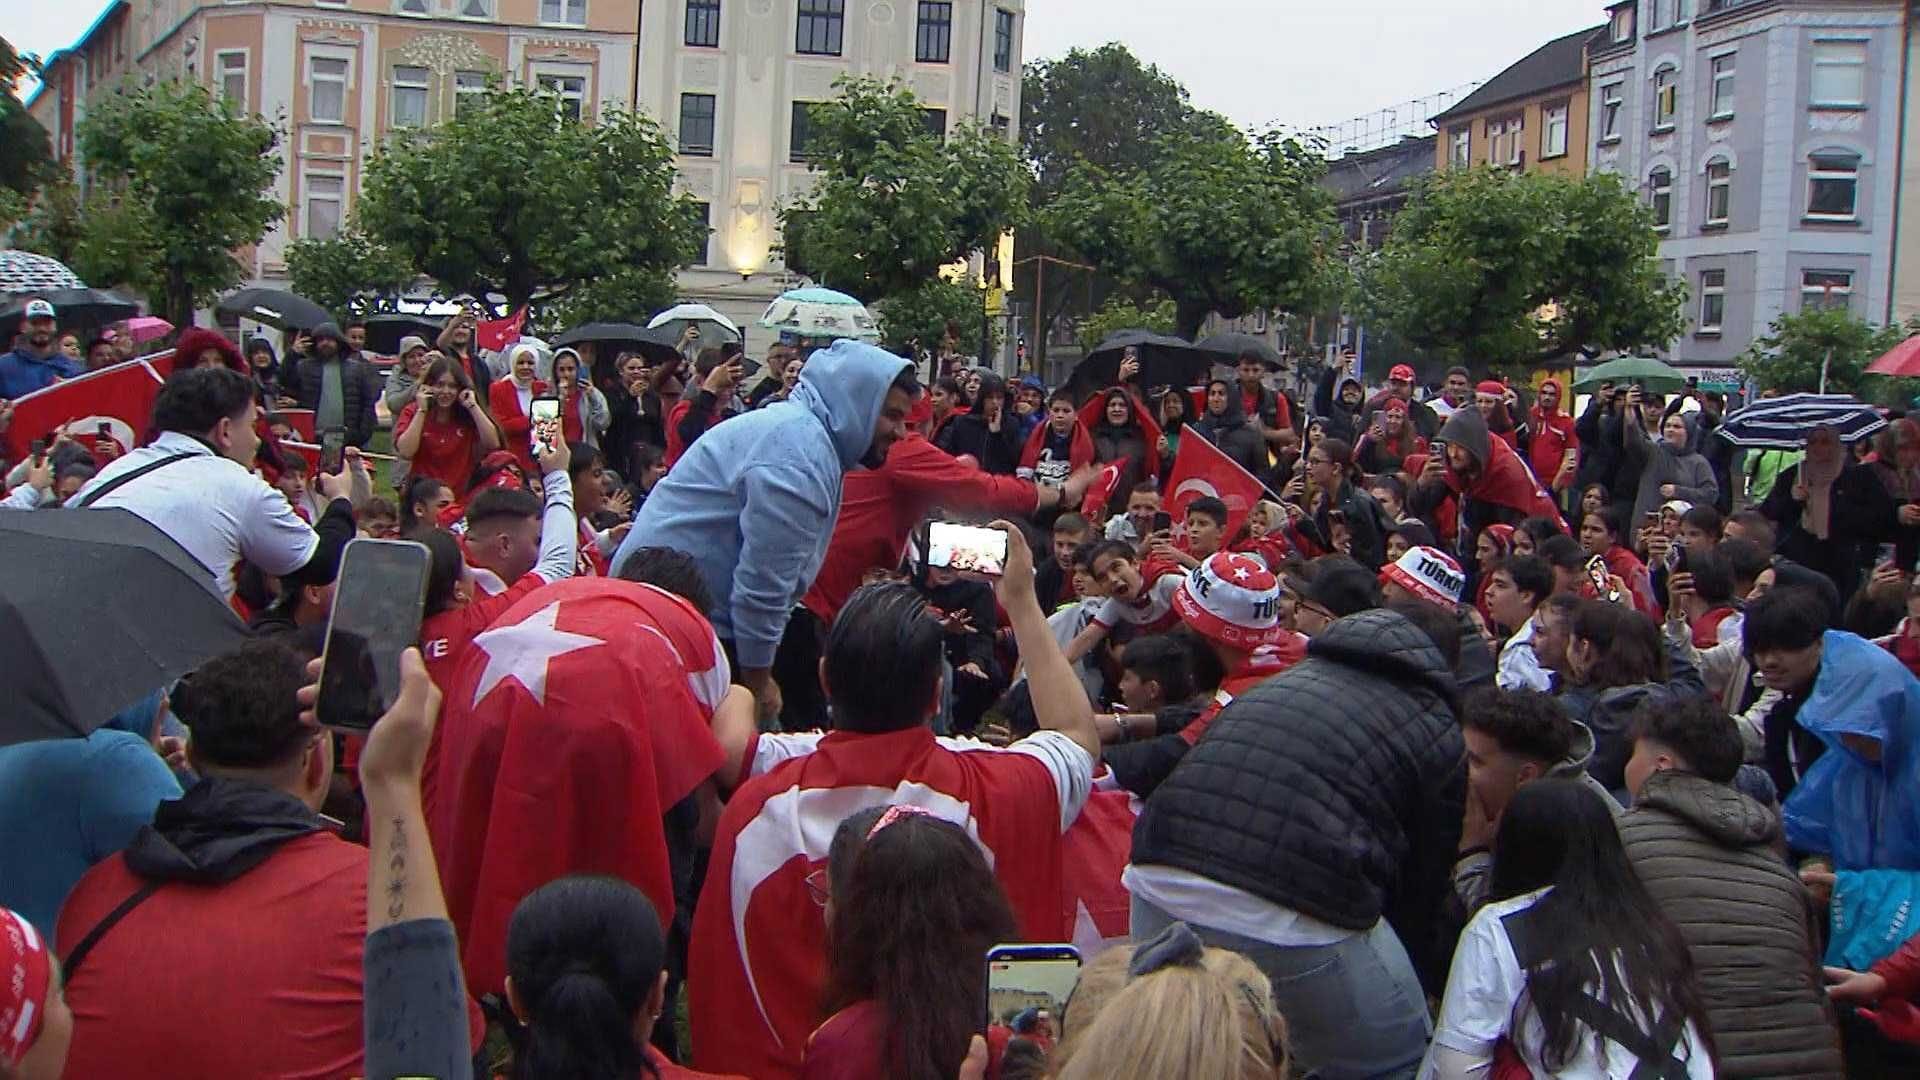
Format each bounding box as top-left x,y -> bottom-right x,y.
1196,332 -> 1284,371
552,322 -> 685,367
0,509 -> 248,747
0,288 -> 141,339
357,313 -> 443,356
216,288 -> 334,331
1070,330 -> 1211,398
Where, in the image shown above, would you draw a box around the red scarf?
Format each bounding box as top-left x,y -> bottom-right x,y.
1019,416 -> 1094,472
1078,387 -> 1164,479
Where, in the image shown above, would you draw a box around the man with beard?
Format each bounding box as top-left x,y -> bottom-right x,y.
0,299 -> 83,397
612,339 -> 918,725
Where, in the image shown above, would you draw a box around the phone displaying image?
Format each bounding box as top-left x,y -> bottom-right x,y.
320,430 -> 347,473
987,943 -> 1081,1036
530,396 -> 563,459
316,539 -> 433,731
927,521 -> 1009,577
1585,554 -> 1621,603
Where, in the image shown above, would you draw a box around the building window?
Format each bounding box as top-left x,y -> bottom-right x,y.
1542,103 -> 1568,158
309,56 -> 349,124
1599,82 -> 1623,141
1708,54 -> 1735,119
1698,269 -> 1725,333
1807,151 -> 1860,220
1649,166 -> 1673,230
1609,4 -> 1634,43
796,0 -> 844,56
457,0 -> 493,17
396,0 -> 430,14
216,50 -> 247,106
389,65 -> 430,128
1704,158 -> 1731,225
1648,0 -> 1689,33
1652,66 -> 1677,130
990,112 -> 1010,137
916,1 -> 952,63
1811,40 -> 1868,108
1488,115 -> 1522,166
1449,127 -> 1470,168
687,200 -> 711,266
686,0 -> 721,46
305,174 -> 344,240
537,74 -> 587,122
1802,270 -> 1853,311
993,9 -> 1014,72
679,93 -> 716,155
541,0 -> 587,25
921,107 -> 946,139
790,101 -> 816,162
455,71 -> 488,115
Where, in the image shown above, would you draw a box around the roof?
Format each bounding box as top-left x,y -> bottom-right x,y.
1430,24 -> 1605,125
1322,135 -> 1436,205
21,1 -> 129,112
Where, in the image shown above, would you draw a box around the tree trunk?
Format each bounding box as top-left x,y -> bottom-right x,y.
1175,297 -> 1210,341
167,265 -> 193,334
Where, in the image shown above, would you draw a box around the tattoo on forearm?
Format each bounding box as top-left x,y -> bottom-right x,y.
386,816 -> 407,922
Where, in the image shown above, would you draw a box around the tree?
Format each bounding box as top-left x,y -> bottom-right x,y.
75,80 -> 283,328
357,85 -> 701,318
778,76 -> 1030,303
0,37 -> 52,198
876,278 -> 996,358
1741,306 -> 1920,404
1076,294 -> 1176,352
285,226 -> 418,317
13,178 -> 85,263
1049,126 -> 1340,339
1360,167 -> 1686,369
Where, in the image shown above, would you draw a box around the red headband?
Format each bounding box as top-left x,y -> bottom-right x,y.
0,908 -> 50,1068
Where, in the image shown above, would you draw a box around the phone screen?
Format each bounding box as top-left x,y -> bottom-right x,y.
530,396 -> 563,459
320,430 -> 346,473
987,944 -> 1081,1036
316,539 -> 432,731
928,521 -> 1009,577
1585,554 -> 1619,603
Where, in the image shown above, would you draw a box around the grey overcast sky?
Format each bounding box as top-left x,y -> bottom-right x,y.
11,0 -> 1609,126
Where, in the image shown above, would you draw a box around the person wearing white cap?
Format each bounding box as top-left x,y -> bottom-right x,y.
1379,544 -> 1500,690
1,298 -> 84,398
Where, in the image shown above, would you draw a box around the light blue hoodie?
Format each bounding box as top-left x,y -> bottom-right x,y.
612,340 -> 910,669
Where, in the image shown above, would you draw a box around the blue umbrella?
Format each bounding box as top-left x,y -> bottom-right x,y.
1718,393 -> 1886,449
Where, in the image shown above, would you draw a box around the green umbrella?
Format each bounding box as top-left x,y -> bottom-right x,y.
1570,356 -> 1687,394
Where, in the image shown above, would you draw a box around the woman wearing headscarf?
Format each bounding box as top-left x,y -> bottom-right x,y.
1622,386 -> 1718,533
1154,386 -> 1190,476
1083,387 -> 1161,494
541,347 -> 610,449
488,342 -> 551,476
1761,424 -> 1895,603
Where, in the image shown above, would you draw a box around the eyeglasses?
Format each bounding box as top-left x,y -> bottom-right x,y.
1295,599 -> 1336,624
805,867 -> 830,908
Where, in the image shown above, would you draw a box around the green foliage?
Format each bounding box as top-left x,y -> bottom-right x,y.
0,37 -> 52,197
779,76 -> 1030,303
357,85 -> 701,314
285,226 -> 418,317
1076,294 -> 1177,352
876,278 -> 995,357
13,178 -> 85,263
1741,306 -> 1920,404
1049,125 -> 1340,339
1360,167 -> 1686,368
75,80 -> 284,327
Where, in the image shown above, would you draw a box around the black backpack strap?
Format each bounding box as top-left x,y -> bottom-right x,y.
72,451 -> 199,508
1500,903 -> 1693,1079
62,880 -> 164,978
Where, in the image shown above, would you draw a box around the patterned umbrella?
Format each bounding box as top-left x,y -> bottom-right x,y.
1718,393 -> 1887,449
0,250 -> 86,295
648,303 -> 742,347
758,287 -> 879,343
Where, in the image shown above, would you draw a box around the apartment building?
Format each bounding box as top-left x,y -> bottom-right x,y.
25,0 -> 1024,333
1588,0 -> 1904,367
1431,24 -> 1603,176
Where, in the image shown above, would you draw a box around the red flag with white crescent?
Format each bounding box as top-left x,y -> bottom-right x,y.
474,306 -> 528,353
429,576 -> 729,998
1,352 -> 176,460
1164,427 -> 1266,541
1063,788 -> 1136,960
1078,456 -> 1128,519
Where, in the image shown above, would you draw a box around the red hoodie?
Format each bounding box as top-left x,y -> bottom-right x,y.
801,434 -> 1040,623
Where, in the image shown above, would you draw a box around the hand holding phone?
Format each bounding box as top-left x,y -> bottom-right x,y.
1585,554 -> 1620,603
316,539 -> 434,731
530,396 -> 563,460
986,944 -> 1081,1037
1151,511 -> 1173,534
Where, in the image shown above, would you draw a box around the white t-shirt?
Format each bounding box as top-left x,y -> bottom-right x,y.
1422,888 -> 1715,1080
1123,864 -> 1359,947
1090,572 -> 1182,633
73,432 -> 319,598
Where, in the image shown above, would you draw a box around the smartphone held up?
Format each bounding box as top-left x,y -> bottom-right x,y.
928,521 -> 1009,578
530,396 -> 563,460
315,539 -> 432,731
987,943 -> 1081,1039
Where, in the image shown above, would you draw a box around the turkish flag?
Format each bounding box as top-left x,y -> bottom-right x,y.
1,352 -> 176,460
1079,456 -> 1128,518
1164,427 -> 1265,541
689,726 -> 1076,1078
429,576 -> 730,998
1063,788 -> 1136,961
273,408 -> 317,441
474,306 -> 527,353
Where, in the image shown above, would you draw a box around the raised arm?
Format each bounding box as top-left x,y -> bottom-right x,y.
995,522 -> 1100,761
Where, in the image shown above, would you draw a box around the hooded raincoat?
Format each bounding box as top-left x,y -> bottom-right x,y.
1782,631 -> 1920,870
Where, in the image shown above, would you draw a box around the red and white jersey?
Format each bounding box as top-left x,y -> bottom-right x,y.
1089,571 -> 1183,634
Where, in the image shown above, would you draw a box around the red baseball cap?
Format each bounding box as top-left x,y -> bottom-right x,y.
1389,364 -> 1415,382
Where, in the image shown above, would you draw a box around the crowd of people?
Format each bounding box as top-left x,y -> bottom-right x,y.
3,290 -> 1920,1080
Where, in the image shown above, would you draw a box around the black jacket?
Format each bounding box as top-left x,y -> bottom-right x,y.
1102,699 -> 1209,798
936,414 -> 1023,476
1131,609 -> 1466,988
289,352 -> 382,448
124,778 -> 325,884
1760,461 -> 1894,604
1313,367 -> 1365,445
1192,399 -> 1267,477
1574,397 -> 1627,498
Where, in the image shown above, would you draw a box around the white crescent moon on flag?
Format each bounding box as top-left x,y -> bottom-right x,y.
1172,478 -> 1220,507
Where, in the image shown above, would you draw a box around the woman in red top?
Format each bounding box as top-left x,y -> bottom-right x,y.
489,343 -> 551,475
395,356 -> 502,497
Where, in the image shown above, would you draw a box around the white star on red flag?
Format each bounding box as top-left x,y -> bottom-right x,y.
469,600 -> 606,707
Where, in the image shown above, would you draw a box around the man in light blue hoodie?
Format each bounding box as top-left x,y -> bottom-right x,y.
612,339 -> 917,723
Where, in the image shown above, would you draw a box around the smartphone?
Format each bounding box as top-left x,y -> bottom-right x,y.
320,430 -> 347,473
927,521 -> 1009,577
96,421 -> 111,440
316,539 -> 433,731
986,943 -> 1081,1036
530,396 -> 563,459
1643,510 -> 1661,529
1585,554 -> 1621,603
28,438 -> 45,464
1151,511 -> 1173,534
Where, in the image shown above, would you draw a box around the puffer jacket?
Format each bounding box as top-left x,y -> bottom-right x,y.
1620,770 -> 1844,1079
1131,609 -> 1466,988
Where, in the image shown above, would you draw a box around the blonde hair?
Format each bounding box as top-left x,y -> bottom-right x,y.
1050,946 -> 1287,1080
